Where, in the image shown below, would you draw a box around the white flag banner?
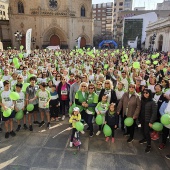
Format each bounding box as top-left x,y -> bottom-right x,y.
77,37 -> 81,48
26,28 -> 32,56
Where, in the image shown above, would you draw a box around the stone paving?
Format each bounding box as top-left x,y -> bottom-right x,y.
0,117 -> 170,170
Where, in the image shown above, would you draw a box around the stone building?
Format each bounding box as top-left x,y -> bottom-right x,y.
145,17 -> 170,51
8,0 -> 93,49
0,0 -> 11,49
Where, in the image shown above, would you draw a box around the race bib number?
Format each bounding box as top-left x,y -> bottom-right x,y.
61,90 -> 67,95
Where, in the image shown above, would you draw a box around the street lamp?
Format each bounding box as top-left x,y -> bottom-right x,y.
14,30 -> 22,46
31,37 -> 36,49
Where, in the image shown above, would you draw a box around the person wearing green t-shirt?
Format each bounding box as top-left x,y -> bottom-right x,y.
75,82 -> 88,125
84,83 -> 98,137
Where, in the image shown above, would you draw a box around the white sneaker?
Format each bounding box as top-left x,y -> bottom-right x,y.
80,130 -> 85,134
62,115 -> 65,121
96,131 -> 101,136
70,142 -> 73,147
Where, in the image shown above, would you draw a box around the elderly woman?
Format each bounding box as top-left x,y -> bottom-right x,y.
117,83 -> 141,143
74,82 -> 88,125
99,80 -> 117,104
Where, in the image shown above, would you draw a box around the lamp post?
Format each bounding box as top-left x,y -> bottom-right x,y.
31,37 -> 36,49
14,30 -> 22,48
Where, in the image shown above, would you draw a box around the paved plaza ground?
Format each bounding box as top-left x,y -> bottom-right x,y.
0,117 -> 170,170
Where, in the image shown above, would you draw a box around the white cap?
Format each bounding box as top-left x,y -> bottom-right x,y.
73,107 -> 80,112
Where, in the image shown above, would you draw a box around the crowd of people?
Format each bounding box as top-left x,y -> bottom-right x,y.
0,48 -> 170,158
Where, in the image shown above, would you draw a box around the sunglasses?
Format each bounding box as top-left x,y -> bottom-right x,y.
89,88 -> 94,89
105,82 -> 109,84
52,73 -> 56,74
97,84 -> 102,85
62,79 -> 66,80
143,92 -> 149,94
17,78 -> 22,79
129,86 -> 135,88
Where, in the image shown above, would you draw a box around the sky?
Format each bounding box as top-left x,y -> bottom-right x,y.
92,0 -> 164,10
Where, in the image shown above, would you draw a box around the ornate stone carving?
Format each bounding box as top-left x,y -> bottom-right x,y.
30,8 -> 76,17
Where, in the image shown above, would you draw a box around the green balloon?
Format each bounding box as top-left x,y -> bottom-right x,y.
9,92 -> 20,100
20,45 -> 24,50
103,124 -> 112,137
3,108 -> 12,117
104,64 -> 109,69
124,117 -> 134,127
146,60 -> 151,64
75,122 -> 84,131
153,61 -> 158,65
152,122 -> 163,132
160,114 -> 170,125
95,115 -> 103,125
14,63 -> 20,69
19,53 -> 24,59
22,83 -> 30,92
69,103 -> 76,115
133,62 -> 140,69
15,110 -> 24,120
27,104 -> 34,112
13,57 -> 19,64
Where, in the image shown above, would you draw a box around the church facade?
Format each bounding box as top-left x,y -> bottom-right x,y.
9,0 -> 93,49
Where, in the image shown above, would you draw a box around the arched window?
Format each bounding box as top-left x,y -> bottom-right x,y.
18,1 -> 24,14
81,6 -> 85,17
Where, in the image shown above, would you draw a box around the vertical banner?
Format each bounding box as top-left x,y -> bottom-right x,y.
77,37 -> 81,48
26,28 -> 32,56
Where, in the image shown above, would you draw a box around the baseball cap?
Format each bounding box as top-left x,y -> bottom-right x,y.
73,107 -> 80,112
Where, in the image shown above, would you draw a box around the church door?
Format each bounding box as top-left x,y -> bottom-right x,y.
50,35 -> 60,46
21,35 -> 26,48
80,37 -> 86,48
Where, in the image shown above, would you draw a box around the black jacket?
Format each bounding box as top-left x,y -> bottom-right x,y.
140,99 -> 157,123
105,110 -> 118,126
99,89 -> 117,104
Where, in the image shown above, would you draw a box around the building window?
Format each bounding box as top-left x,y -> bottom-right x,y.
119,2 -> 123,6
18,1 -> 24,14
81,6 -> 85,17
3,11 -> 5,16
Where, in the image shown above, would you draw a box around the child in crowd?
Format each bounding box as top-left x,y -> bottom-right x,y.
95,94 -> 109,136
50,84 -> 60,121
105,103 -> 118,143
69,107 -> 81,147
15,84 -> 28,131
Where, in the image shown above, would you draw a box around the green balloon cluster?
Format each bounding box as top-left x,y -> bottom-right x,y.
15,110 -> 24,120
95,115 -> 103,125
3,108 -> 12,117
152,122 -> 163,132
75,122 -> 84,131
103,124 -> 112,137
9,92 -> 20,100
27,104 -> 34,112
124,117 -> 134,127
160,114 -> 170,125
